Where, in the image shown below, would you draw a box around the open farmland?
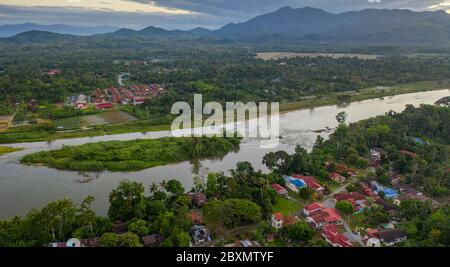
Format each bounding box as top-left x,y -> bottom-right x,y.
0,115 -> 11,132
255,52 -> 380,60
54,111 -> 138,130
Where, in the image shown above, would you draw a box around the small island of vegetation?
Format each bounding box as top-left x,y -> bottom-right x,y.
21,136 -> 241,172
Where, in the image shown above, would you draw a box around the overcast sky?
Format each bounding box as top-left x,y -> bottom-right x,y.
0,0 -> 449,30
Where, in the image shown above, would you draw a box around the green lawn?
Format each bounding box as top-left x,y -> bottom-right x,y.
53,116 -> 82,130
272,197 -> 303,216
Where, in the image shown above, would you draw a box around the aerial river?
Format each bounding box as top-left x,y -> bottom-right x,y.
0,89 -> 448,218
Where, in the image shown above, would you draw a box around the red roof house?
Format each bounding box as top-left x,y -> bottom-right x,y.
329,173 -> 347,183
322,225 -> 353,247
292,174 -> 325,192
271,212 -> 284,229
400,150 -> 417,158
191,211 -> 203,225
307,208 -> 343,229
303,202 -> 325,216
95,103 -> 113,110
334,192 -> 365,202
271,184 -> 288,196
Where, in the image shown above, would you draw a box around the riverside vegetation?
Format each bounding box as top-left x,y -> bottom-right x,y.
21,136 -> 241,172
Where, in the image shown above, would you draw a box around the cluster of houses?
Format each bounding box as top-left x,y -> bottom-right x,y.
302,203 -> 353,247
187,192 -> 212,246
368,147 -> 438,207
47,221 -> 164,248
67,84 -> 165,110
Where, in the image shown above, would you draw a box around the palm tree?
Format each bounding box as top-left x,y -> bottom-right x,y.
159,180 -> 167,190
150,182 -> 159,194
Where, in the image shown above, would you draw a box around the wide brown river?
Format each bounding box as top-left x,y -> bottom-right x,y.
0,89 -> 449,218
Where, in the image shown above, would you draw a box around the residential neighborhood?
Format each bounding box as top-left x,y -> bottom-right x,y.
67,84 -> 165,110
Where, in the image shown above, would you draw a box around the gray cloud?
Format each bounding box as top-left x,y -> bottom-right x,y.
0,0 -> 447,30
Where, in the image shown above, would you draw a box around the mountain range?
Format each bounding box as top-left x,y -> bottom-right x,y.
2,7 -> 450,45
0,23 -> 118,38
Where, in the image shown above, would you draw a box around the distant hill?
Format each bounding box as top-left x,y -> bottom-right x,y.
3,7 -> 450,45
1,30 -> 79,44
0,23 -> 118,37
188,27 -> 212,36
113,26 -> 195,38
211,7 -> 450,44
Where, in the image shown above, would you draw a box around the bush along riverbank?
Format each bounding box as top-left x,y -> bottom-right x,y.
21,136 -> 241,172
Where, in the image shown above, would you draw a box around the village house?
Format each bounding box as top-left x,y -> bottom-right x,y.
322,224 -> 353,247
362,184 -> 377,197
270,212 -> 298,229
271,212 -> 284,229
370,181 -> 398,199
191,211 -> 203,225
187,192 -> 207,207
45,69 -> 62,76
369,148 -> 385,166
395,184 -> 439,208
133,97 -> 145,106
224,240 -> 261,247
80,237 -> 101,247
306,208 -> 343,229
292,174 -> 325,194
303,202 -> 325,216
74,94 -> 89,109
283,175 -> 307,192
271,183 -> 288,196
95,102 -> 113,110
329,172 -> 347,183
191,225 -> 211,245
374,198 -> 399,214
334,192 -> 365,202
399,149 -> 417,158
112,221 -> 127,234
49,237 -> 102,248
365,237 -> 381,247
336,163 -> 357,177
376,229 -> 407,246
142,234 -> 163,247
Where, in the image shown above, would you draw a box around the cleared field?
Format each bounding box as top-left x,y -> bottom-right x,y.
54,111 -> 138,130
98,111 -> 138,124
0,116 -> 11,124
256,52 -> 380,60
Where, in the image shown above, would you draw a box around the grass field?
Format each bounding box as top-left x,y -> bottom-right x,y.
54,111 -> 138,130
256,52 -> 380,60
272,197 -> 302,216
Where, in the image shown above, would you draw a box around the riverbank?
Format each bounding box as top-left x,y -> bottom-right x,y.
279,80 -> 450,112
1,80 -> 448,145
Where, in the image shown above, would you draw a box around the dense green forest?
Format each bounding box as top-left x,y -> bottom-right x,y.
21,136 -> 241,172
1,39 -> 450,116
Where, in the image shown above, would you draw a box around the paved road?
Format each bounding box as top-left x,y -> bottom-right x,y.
320,178 -> 365,247
117,73 -> 129,87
